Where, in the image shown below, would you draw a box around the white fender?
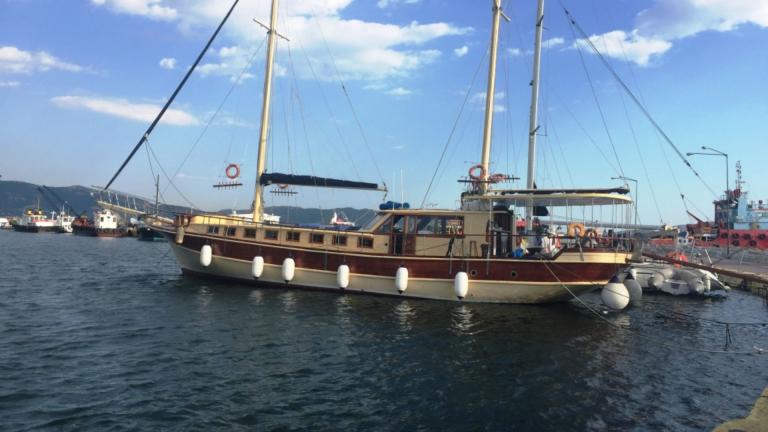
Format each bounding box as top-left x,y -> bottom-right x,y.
175,225 -> 185,244
252,256 -> 264,279
395,267 -> 408,294
454,271 -> 469,300
601,275 -> 629,310
199,244 -> 212,267
623,270 -> 642,302
282,258 -> 295,282
337,265 -> 350,289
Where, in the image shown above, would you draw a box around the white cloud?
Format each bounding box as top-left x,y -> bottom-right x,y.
0,46 -> 85,74
51,95 -> 199,126
453,45 -> 469,58
471,91 -> 505,112
636,0 -> 768,40
508,48 -> 523,57
159,57 -> 177,69
377,0 -> 421,9
91,1 -> 470,82
0,80 -> 20,87
579,0 -> 768,66
386,87 -> 412,96
542,37 -> 565,49
575,30 -> 672,66
90,0 -> 177,21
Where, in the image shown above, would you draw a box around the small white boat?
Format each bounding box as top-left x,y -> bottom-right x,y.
620,261 -> 729,296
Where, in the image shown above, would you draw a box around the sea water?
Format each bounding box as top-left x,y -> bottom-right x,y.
1,230 -> 767,431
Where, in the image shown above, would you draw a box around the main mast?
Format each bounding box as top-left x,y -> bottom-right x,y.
525,0 -> 545,229
479,0 -> 505,194
252,0 -> 280,222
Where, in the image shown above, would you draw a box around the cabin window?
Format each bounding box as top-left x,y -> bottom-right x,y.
244,228 -> 257,238
392,215 -> 405,233
207,225 -> 220,235
375,217 -> 392,234
100,217 -> 104,222
404,216 -> 417,234
264,230 -> 279,240
332,235 -> 347,246
226,226 -> 237,237
286,231 -> 301,242
446,218 -> 464,235
310,233 -> 324,244
358,237 -> 374,248
412,216 -> 466,236
416,216 -> 439,234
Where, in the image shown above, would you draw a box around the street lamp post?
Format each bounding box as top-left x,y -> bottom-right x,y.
611,176 -> 638,227
686,146 -> 730,256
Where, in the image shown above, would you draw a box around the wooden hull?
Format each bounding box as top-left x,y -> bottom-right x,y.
159,229 -> 630,304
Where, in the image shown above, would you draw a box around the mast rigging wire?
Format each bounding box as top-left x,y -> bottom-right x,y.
560,4 -> 718,198
161,37 -> 267,199
104,0 -> 240,190
420,48 -> 490,208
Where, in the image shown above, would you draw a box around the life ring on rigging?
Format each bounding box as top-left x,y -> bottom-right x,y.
567,222 -> 586,238
278,183 -> 289,190
225,163 -> 240,180
468,164 -> 486,181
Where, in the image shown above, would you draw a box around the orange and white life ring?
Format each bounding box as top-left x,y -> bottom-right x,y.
225,164 -> 240,179
567,222 -> 586,238
468,164 -> 485,181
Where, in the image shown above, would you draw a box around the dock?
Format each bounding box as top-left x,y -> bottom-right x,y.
713,386 -> 768,432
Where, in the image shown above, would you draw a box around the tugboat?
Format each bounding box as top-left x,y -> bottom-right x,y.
662,162 -> 768,250
52,210 -> 75,233
12,208 -> 56,233
72,209 -> 126,237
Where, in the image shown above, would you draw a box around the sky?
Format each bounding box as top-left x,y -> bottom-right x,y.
1,0 -> 766,225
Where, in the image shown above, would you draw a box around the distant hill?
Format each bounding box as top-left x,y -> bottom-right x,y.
0,180 -> 375,226
0,181 -> 96,216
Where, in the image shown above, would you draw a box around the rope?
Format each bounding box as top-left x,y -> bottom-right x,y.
420,48 -> 489,207
312,9 -> 385,185
162,36 -> 267,199
560,4 -> 719,198
537,256 -> 762,354
566,18 -> 626,179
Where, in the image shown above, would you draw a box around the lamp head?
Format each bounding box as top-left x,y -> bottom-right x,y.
701,145 -> 708,150
686,152 -> 694,156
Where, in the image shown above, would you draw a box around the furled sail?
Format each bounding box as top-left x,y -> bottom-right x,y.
259,173 -> 384,191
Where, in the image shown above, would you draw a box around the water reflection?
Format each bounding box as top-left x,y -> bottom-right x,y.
196,285 -> 212,310
450,304 -> 476,335
393,300 -> 416,332
279,291 -> 296,313
247,289 -> 263,305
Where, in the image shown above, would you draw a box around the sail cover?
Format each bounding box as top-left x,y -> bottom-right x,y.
260,173 -> 382,190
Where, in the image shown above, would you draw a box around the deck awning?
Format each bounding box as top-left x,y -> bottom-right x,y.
462,187 -> 633,206
260,173 -> 385,191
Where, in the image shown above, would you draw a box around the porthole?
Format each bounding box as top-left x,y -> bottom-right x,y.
469,269 -> 478,277
510,271 -> 518,278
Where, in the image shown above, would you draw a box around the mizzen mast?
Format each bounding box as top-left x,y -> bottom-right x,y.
525,0 -> 545,229
253,0 -> 280,222
479,0 -> 508,194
